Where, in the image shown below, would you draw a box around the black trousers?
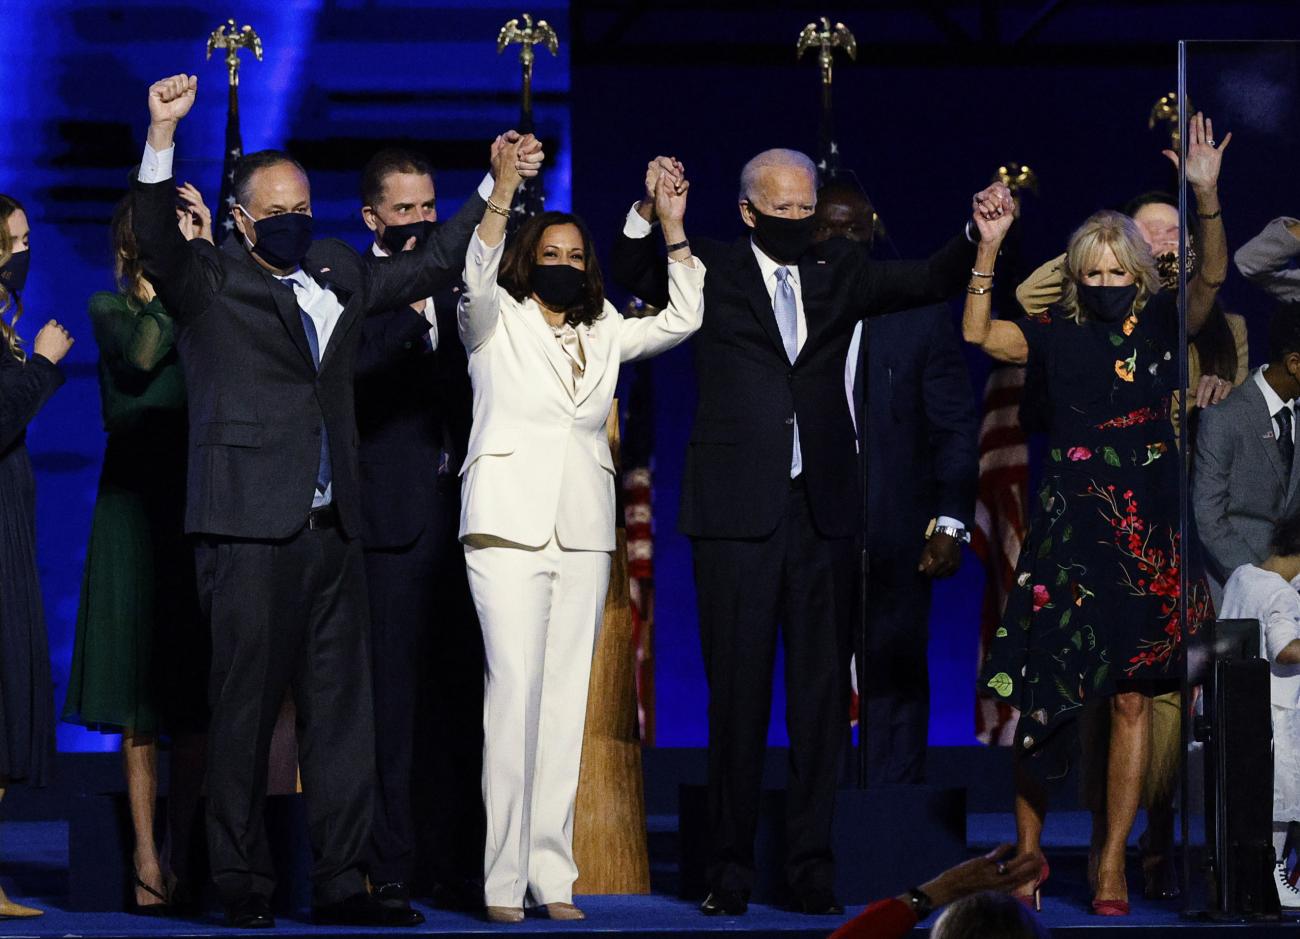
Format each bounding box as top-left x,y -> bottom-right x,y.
692,480 -> 855,896
364,478 -> 484,889
860,552 -> 933,785
195,523 -> 373,908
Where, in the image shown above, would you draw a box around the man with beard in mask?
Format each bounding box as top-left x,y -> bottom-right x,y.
812,180 -> 978,787
131,74 -> 540,929
611,150 -> 1009,917
353,148 -> 484,912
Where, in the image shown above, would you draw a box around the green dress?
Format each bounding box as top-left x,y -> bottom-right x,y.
63,292 -> 207,736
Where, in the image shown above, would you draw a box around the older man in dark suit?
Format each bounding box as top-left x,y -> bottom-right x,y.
612,152 -> 1007,916
133,74 -> 537,929
813,181 -> 979,786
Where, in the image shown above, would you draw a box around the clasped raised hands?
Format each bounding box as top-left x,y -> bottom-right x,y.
972,181 -> 1015,244
490,131 -> 544,190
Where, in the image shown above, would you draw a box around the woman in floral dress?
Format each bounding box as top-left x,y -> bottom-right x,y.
962,113 -> 1228,915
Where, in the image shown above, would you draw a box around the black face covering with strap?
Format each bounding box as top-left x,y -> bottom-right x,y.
750,208 -> 816,265
1077,283 -> 1138,323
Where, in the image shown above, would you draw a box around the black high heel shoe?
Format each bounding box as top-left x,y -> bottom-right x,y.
130,872 -> 170,917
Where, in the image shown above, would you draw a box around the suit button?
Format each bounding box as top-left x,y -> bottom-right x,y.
403,341 -> 413,349
785,417 -> 795,425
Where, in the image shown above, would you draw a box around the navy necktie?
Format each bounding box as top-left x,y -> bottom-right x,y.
1278,406 -> 1294,480
287,276 -> 332,499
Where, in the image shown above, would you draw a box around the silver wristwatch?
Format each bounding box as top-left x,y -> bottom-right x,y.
932,525 -> 971,544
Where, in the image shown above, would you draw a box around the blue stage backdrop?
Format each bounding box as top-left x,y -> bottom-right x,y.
7,0 -> 1300,757
0,0 -> 569,753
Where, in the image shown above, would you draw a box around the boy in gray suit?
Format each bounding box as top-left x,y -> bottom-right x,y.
1194,306 -> 1300,601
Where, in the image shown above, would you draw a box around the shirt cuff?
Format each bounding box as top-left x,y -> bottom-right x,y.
476,174 -> 494,202
965,220 -> 979,244
937,516 -> 966,531
623,203 -> 654,239
139,142 -> 174,184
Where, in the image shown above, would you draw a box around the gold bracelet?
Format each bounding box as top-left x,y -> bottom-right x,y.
971,268 -> 995,278
967,284 -> 992,295
485,197 -> 511,218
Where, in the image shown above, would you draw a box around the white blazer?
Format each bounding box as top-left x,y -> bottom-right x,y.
457,228 -> 705,551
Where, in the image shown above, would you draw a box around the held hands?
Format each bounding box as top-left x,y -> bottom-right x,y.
1164,112 -> 1230,194
654,168 -> 688,225
32,320 -> 74,365
490,130 -> 544,185
639,156 -> 686,223
972,182 -> 1015,244
148,74 -> 197,127
176,182 -> 213,244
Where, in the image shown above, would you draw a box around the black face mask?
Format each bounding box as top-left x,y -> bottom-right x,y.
241,209 -> 314,270
531,263 -> 587,312
379,219 -> 437,254
749,207 -> 816,264
1077,283 -> 1139,323
0,249 -> 30,295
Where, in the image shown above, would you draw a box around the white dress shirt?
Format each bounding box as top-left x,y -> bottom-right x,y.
1221,564 -> 1300,709
1255,365 -> 1297,444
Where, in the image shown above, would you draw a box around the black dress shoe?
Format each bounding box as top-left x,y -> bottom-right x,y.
371,881 -> 416,912
223,895 -> 274,929
314,891 -> 425,927
792,886 -> 844,915
700,890 -> 748,916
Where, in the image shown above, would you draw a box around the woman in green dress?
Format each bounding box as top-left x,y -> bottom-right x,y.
63,185 -> 212,913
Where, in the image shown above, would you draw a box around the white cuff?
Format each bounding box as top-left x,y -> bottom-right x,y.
139,142 -> 174,184
964,220 -> 978,244
476,174 -> 495,202
936,516 -> 966,531
623,203 -> 653,239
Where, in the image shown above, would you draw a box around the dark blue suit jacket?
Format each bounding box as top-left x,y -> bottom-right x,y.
855,303 -> 979,557
354,286 -> 472,550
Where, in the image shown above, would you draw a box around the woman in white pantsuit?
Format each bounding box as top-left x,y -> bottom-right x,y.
459,138 -> 703,922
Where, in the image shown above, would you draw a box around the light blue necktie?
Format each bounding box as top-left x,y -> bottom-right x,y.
287,275 -> 332,501
773,266 -> 802,477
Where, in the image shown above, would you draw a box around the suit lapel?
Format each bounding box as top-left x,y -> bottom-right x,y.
222,237 -> 317,371
516,298 -> 579,397
794,255 -> 833,365
734,238 -> 788,361
574,318 -> 608,409
1244,378 -> 1289,489
304,244 -> 359,373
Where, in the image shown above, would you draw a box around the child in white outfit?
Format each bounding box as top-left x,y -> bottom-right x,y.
1220,514 -> 1300,909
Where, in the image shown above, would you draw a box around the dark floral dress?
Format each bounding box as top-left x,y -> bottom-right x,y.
980,291 -> 1212,775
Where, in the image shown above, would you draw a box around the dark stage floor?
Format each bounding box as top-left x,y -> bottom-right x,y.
4,816 -> 1298,938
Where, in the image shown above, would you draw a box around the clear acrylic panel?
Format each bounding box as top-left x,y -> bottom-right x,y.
1180,40 -> 1300,916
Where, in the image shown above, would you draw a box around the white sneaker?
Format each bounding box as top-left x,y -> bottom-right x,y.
1276,861 -> 1300,909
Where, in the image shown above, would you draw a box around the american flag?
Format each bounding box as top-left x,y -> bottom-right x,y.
971,365 -> 1029,746
621,300 -> 658,743
215,83 -> 243,241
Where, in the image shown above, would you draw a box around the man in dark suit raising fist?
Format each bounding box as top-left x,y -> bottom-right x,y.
612,151 -> 1007,916
132,74 -> 539,929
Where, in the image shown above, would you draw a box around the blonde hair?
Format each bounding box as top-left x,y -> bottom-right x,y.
1059,210 -> 1160,324
0,194 -> 24,359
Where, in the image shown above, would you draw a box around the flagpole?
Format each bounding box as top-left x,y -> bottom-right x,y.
497,14 -> 557,231
206,18 -> 262,241
797,18 -> 856,181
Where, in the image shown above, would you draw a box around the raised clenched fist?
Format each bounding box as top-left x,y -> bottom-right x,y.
148,74 -> 198,126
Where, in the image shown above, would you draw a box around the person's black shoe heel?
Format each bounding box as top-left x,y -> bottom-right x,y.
700,890 -> 748,916
314,891 -> 424,927
223,895 -> 274,929
793,886 -> 843,915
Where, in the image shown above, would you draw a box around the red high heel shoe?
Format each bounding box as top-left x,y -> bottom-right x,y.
1092,869 -> 1131,916
1013,859 -> 1051,912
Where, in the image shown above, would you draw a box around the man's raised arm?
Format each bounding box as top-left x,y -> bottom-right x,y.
132,74 -> 221,320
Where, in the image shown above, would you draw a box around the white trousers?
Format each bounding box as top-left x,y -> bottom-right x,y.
464,536 -> 611,907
